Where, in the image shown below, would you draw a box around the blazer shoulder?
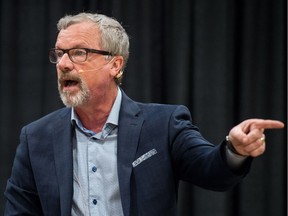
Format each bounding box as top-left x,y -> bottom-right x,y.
23,107 -> 71,133
120,89 -> 191,118
136,102 -> 191,118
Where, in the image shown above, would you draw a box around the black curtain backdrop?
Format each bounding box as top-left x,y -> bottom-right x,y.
0,0 -> 286,215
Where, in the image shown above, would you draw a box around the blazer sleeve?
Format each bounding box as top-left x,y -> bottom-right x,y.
4,126 -> 43,216
169,105 -> 251,191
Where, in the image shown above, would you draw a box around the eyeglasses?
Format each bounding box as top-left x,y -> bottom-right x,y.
49,48 -> 112,64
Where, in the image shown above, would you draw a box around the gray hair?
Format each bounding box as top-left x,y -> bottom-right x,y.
57,12 -> 129,84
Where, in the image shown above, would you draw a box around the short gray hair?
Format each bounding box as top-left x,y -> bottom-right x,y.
57,12 -> 129,84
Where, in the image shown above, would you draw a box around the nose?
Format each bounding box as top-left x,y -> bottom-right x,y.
57,53 -> 74,72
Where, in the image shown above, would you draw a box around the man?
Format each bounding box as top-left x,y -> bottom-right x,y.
4,12 -> 284,216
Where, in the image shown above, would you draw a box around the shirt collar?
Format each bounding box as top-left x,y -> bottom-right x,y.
71,88 -> 122,136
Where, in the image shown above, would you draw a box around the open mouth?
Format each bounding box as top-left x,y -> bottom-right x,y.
64,80 -> 79,87
59,77 -> 81,92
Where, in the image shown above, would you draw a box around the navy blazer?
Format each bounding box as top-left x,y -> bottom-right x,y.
4,91 -> 250,216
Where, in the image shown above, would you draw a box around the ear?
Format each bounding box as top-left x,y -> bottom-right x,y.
109,56 -> 124,77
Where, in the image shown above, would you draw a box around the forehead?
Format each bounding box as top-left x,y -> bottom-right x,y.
56,21 -> 101,49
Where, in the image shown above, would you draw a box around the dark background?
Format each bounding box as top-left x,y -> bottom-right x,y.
0,0 -> 286,215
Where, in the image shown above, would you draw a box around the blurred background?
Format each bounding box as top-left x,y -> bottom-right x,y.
0,0 -> 286,215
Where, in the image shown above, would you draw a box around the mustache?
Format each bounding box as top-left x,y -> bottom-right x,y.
58,72 -> 82,83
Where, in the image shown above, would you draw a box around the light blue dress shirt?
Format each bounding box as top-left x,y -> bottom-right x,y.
71,88 -> 124,216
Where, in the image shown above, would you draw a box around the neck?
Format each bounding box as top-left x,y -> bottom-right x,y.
75,87 -> 118,133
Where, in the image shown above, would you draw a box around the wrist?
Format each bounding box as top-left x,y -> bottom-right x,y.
226,135 -> 245,156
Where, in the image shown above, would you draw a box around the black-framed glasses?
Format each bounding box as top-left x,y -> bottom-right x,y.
49,48 -> 112,64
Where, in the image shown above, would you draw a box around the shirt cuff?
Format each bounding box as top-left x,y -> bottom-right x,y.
225,145 -> 248,170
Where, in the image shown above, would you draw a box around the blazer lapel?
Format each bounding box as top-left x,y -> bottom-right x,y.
117,92 -> 143,216
52,108 -> 74,216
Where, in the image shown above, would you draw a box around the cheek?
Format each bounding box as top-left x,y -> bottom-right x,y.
81,74 -> 97,87
81,67 -> 112,86
56,67 -> 62,78
56,72 -> 61,80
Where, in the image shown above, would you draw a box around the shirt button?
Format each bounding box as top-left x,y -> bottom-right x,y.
93,199 -> 97,205
92,166 -> 97,172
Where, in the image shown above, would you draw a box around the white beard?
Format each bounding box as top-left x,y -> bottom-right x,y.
58,81 -> 90,107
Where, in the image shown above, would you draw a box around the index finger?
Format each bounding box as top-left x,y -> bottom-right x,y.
249,119 -> 284,131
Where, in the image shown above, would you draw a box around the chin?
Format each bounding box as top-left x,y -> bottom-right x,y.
59,90 -> 89,108
58,81 -> 90,107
